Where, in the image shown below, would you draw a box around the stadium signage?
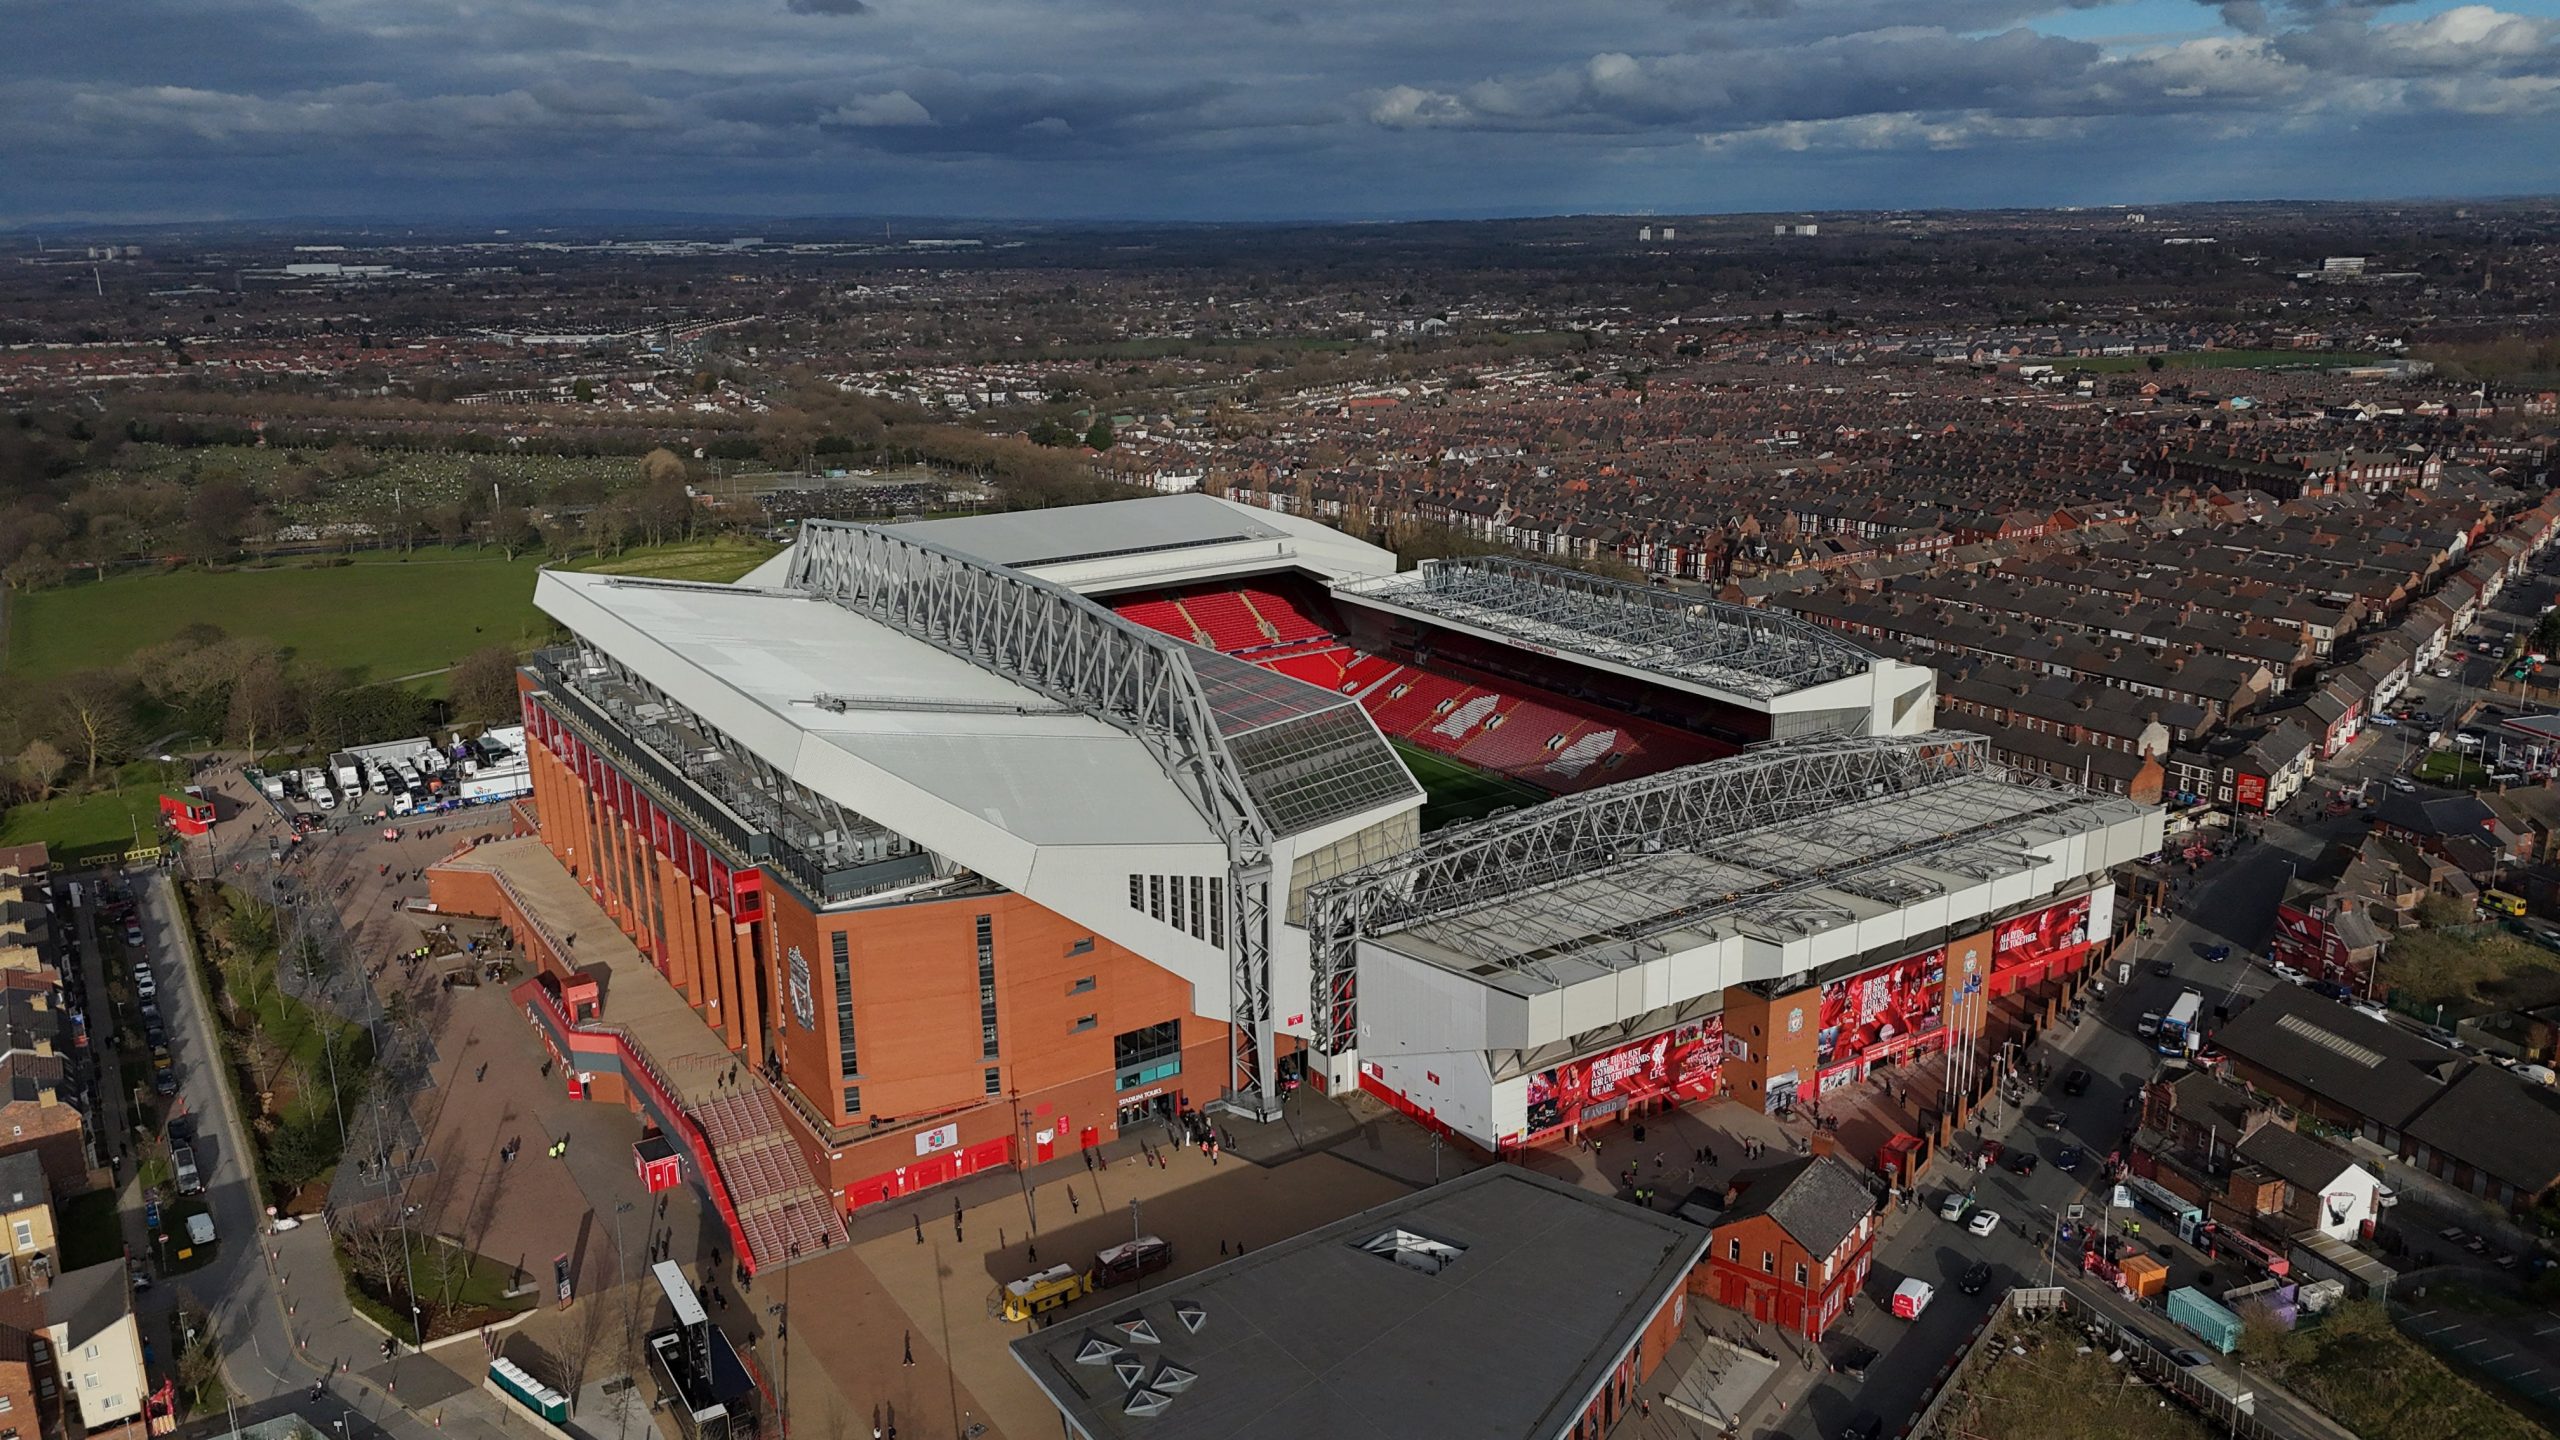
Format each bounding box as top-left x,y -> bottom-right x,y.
1523,1017 -> 1724,1138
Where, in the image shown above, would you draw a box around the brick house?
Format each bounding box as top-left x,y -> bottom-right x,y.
1695,1154 -> 1877,1342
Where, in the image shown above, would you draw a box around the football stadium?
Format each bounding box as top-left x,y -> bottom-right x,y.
428,493 -> 2159,1272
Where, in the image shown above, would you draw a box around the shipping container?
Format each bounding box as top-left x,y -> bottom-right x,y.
2118,1252 -> 2169,1299
2191,1364 -> 2256,1415
2167,1286 -> 2243,1354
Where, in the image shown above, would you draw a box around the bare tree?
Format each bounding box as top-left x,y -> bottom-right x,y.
47,670 -> 138,782
15,739 -> 67,801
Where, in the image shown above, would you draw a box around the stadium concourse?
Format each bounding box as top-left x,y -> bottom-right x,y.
424,492 -> 2157,1280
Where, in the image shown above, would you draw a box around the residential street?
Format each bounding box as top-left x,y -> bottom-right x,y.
1767,806 -> 2347,1440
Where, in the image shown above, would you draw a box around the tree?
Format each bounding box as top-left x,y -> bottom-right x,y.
47,670 -> 138,782
184,475 -> 259,555
449,646 -> 523,724
2147,354 -> 2168,373
573,378 -> 597,404
640,448 -> 687,487
487,505 -> 540,560
225,655 -> 301,760
2234,1299 -> 2314,1373
1085,416 -> 1117,451
2414,892 -> 2474,928
14,739 -> 66,801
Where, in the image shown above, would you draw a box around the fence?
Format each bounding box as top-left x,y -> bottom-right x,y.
1913,1284 -> 2293,1440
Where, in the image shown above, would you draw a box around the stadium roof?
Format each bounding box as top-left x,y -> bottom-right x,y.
540,523 -> 1420,853
1333,555 -> 1878,700
885,492 -> 1356,573
1323,731 -> 2157,994
1008,1167 -> 1707,1440
537,571 -> 1227,849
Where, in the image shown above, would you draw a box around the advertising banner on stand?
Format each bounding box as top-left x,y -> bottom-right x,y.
1992,892 -> 2097,993
1814,948 -> 1946,1092
1524,1017 -> 1725,1137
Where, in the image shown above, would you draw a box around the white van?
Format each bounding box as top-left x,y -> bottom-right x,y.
2514,1063 -> 2557,1087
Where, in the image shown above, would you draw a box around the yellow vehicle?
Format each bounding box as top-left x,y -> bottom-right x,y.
993,1264 -> 1092,1322
2485,889 -> 2528,918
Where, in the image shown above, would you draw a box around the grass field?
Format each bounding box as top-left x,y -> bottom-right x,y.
0,762 -> 179,859
2054,348 -> 2387,374
1394,741 -> 1547,830
4,535 -> 780,685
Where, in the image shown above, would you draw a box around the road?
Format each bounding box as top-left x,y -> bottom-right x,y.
138,868 -> 313,1396
1771,797 -> 2360,1440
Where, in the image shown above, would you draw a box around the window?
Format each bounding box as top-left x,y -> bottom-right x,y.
1068,976 -> 1096,996
81,1345 -> 97,1361
831,933 -> 859,1081
1727,1238 -> 1740,1261
1068,936 -> 1095,957
80,1374 -> 95,1390
1761,1251 -> 1774,1275
983,1066 -> 1002,1097
1208,881 -> 1224,947
1113,1019 -> 1182,1090
1168,878 -> 1184,933
975,915 -> 1000,1059
1129,875 -> 1143,912
1072,1015 -> 1097,1034
1188,877 -> 1206,939
1148,875 -> 1164,921
1795,1262 -> 1809,1286
842,1085 -> 860,1115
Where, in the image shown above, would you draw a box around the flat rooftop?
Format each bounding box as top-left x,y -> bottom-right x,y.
1009,1166 -> 1706,1440
439,838 -> 736,1107
1375,770 -> 2150,994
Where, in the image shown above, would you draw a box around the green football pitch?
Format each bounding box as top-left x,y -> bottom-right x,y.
1393,741 -> 1548,830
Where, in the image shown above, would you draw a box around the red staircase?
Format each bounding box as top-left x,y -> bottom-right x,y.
695,1086 -> 850,1266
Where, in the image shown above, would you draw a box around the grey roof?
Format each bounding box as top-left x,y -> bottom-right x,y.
2234,1125 -> 2359,1192
2215,985 -> 2455,1130
2165,1071 -> 2256,1137
1714,1154 -> 1876,1260
0,1150 -> 46,1211
44,1260 -> 128,1346
885,493 -> 1287,569
2372,787 -> 2499,839
1008,1167 -> 1708,1440
2403,1065 -> 2560,1193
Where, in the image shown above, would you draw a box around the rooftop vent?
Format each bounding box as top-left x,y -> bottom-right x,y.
1356,1227 -> 1468,1275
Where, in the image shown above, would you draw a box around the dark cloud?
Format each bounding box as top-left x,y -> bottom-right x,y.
0,0 -> 2552,222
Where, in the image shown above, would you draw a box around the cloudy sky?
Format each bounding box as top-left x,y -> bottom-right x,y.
6,0 -> 2557,224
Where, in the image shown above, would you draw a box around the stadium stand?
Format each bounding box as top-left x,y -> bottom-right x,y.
1112,577 -> 1729,795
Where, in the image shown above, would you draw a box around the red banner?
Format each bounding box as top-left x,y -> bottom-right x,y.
1993,894 -> 2094,992
2235,772 -> 2269,811
1816,948 -> 1945,1079
1525,1018 -> 1724,1136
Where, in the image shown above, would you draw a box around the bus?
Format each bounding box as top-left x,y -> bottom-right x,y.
2484,889 -> 2528,918
2157,989 -> 2204,1055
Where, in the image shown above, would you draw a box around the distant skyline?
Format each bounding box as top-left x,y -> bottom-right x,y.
6,0 -> 2559,227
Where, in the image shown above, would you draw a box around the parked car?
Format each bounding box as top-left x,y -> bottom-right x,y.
2004,1152 -> 2039,1177
2203,944 -> 2231,963
123,923 -> 144,947
2138,1013 -> 2162,1038
1960,1261 -> 1993,1295
1965,1209 -> 2003,1238
2309,979 -> 2353,1001
2152,959 -> 2175,977
1939,1192 -> 1977,1223
2062,1068 -> 2092,1096
2057,1146 -> 2083,1172
2268,961 -> 2309,985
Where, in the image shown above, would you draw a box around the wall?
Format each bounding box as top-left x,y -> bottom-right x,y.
1720,984 -> 1821,1113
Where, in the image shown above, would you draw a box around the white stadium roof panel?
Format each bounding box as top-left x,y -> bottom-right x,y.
885,493 -> 1292,570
